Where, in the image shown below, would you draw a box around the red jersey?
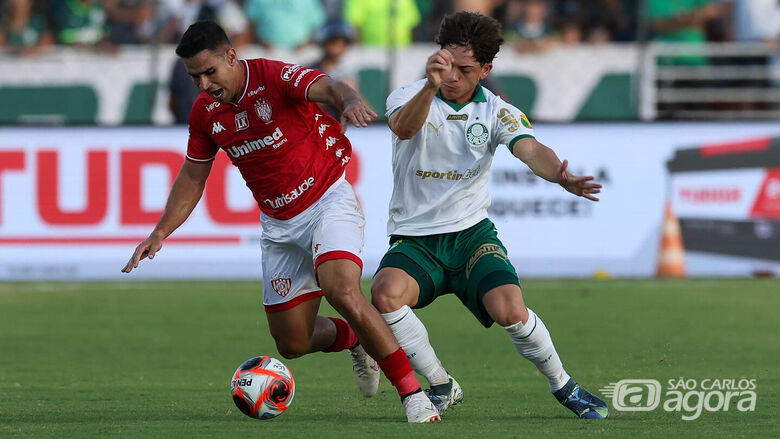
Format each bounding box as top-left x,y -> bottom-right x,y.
186,58 -> 352,220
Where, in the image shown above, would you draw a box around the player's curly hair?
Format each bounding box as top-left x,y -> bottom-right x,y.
176,21 -> 231,58
435,11 -> 504,65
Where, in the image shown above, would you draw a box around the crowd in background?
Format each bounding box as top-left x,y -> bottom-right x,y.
2,0 -> 779,57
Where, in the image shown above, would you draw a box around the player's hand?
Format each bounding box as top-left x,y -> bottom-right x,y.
426,49 -> 453,89
339,100 -> 377,133
121,233 -> 164,273
556,160 -> 602,202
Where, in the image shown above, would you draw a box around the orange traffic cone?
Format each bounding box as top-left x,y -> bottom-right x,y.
657,202 -> 686,278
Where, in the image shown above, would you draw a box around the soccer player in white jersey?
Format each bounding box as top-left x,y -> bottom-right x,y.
122,21 -> 439,423
371,11 -> 608,419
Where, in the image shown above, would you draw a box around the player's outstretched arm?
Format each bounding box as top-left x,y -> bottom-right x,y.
307,77 -> 377,133
388,49 -> 453,140
121,160 -> 213,273
511,137 -> 601,201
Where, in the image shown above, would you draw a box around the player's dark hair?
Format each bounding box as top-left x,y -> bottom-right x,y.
175,21 -> 231,58
435,11 -> 504,64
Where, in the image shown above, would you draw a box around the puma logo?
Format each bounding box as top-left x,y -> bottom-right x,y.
427,121 -> 443,136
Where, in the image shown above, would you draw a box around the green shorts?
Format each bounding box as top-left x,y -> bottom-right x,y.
376,218 -> 520,328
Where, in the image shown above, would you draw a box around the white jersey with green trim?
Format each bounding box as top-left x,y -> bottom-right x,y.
385,79 -> 535,236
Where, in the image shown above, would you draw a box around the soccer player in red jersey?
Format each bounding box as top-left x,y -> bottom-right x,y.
121,21 -> 439,423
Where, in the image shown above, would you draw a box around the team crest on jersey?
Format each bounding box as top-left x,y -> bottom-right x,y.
254,98 -> 272,123
466,122 -> 489,147
235,111 -> 249,131
270,276 -> 292,297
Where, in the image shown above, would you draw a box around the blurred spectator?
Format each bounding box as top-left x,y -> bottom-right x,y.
344,0 -> 420,47
727,0 -> 780,103
321,0 -> 344,22
0,0 -> 55,55
103,0 -> 153,44
554,0 -> 633,43
244,0 -> 324,49
603,0 -> 636,42
168,58 -> 200,124
504,0 -> 556,53
310,19 -> 358,119
558,18 -> 583,45
646,0 -> 726,65
414,0 -> 453,42
51,0 -> 107,45
157,0 -> 251,46
454,0 -> 503,15
731,0 -> 780,42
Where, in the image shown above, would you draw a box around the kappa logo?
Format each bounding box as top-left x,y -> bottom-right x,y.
270,277 -> 293,297
235,111 -> 249,131
281,64 -> 303,81
211,122 -> 226,134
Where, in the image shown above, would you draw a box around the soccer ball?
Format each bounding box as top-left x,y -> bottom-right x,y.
230,356 -> 295,419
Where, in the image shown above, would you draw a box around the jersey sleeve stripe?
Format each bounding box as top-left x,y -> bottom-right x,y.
186,154 -> 216,163
508,134 -> 535,150
386,105 -> 403,117
304,73 -> 327,101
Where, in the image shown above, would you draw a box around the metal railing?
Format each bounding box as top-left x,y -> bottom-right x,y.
640,42 -> 780,120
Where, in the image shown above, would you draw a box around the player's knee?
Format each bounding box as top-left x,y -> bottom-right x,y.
324,285 -> 364,315
274,338 -> 309,359
371,274 -> 413,313
492,306 -> 529,327
370,282 -> 401,313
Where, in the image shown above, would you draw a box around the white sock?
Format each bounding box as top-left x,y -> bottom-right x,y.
381,305 -> 450,387
503,308 -> 571,392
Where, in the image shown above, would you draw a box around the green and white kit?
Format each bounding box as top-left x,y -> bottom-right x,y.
384,79 -> 535,237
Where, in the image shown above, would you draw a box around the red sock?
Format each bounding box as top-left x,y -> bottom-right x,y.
323,317 -> 359,352
377,348 -> 421,397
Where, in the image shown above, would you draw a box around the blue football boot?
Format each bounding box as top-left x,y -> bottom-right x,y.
553,378 -> 609,419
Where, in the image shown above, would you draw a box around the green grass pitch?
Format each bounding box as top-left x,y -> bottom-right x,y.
1,279 -> 777,438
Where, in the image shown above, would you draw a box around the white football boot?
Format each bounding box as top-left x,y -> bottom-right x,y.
426,375 -> 464,414
349,344 -> 380,397
402,391 -> 441,423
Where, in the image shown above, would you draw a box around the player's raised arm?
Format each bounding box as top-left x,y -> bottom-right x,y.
388,49 -> 453,140
307,76 -> 377,132
121,159 -> 213,273
511,137 -> 602,201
